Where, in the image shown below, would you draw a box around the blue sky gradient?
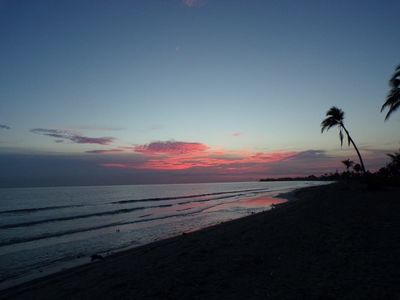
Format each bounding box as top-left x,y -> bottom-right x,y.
0,0 -> 399,186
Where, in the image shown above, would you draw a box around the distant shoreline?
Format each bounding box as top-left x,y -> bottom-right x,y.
1,182 -> 399,299
259,177 -> 334,182
0,180 -> 309,189
0,179 -> 330,189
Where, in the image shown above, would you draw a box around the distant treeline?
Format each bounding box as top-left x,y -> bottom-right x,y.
259,174 -> 339,182
260,149 -> 400,187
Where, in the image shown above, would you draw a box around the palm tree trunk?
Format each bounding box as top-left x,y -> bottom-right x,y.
341,125 -> 366,174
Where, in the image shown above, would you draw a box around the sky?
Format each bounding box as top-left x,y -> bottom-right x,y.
0,0 -> 399,187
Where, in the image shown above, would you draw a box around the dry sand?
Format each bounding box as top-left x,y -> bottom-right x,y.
1,182 -> 400,300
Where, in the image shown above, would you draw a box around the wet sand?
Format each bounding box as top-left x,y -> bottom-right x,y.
1,182 -> 400,300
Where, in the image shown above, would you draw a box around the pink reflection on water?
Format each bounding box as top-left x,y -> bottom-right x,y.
241,197 -> 287,208
205,196 -> 287,213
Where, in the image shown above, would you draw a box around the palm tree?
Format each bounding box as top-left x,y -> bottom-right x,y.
381,65 -> 400,120
341,159 -> 354,172
321,106 -> 366,174
386,150 -> 400,177
378,149 -> 400,178
353,163 -> 362,174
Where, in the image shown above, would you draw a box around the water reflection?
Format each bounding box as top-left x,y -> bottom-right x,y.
241,197 -> 287,207
205,196 -> 287,212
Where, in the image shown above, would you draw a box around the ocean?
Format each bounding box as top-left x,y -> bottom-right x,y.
0,181 -> 329,289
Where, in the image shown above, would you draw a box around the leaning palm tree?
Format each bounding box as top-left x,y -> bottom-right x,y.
321,106 -> 366,174
381,65 -> 400,120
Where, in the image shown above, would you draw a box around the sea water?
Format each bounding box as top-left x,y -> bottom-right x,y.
0,181 -> 329,289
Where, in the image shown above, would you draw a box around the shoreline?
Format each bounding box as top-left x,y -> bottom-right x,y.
2,182 -> 399,299
0,196 -> 289,295
0,186 -> 298,291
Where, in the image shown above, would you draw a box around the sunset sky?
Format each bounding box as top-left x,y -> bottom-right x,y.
0,0 -> 399,187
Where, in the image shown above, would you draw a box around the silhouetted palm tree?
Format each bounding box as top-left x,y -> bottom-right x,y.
386,150 -> 400,176
387,150 -> 400,163
381,65 -> 400,120
353,163 -> 362,174
378,149 -> 400,178
341,159 -> 354,172
321,106 -> 366,174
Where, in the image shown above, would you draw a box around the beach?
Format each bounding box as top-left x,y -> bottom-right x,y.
0,181 -> 322,288
1,182 -> 400,300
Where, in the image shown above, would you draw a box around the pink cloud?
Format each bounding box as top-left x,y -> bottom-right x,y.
250,152 -> 296,161
100,146 -> 371,181
96,139 -> 391,180
102,141 -> 297,171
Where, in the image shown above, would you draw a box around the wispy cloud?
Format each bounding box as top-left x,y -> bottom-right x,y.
148,124 -> 165,131
30,128 -> 114,145
231,132 -> 243,137
86,149 -> 124,154
71,125 -> 123,131
182,0 -> 206,8
0,124 -> 10,130
134,141 -> 208,155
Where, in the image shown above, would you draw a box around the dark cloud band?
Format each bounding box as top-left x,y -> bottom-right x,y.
30,128 -> 114,145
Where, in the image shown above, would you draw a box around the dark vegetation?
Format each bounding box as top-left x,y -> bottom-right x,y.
261,150 -> 400,187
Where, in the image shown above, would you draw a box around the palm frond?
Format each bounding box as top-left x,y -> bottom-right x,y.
382,89 -> 400,120
382,65 -> 400,120
321,118 -> 338,132
326,106 -> 344,120
389,65 -> 400,88
387,153 -> 396,159
321,106 -> 344,132
381,91 -> 396,111
391,78 -> 400,88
